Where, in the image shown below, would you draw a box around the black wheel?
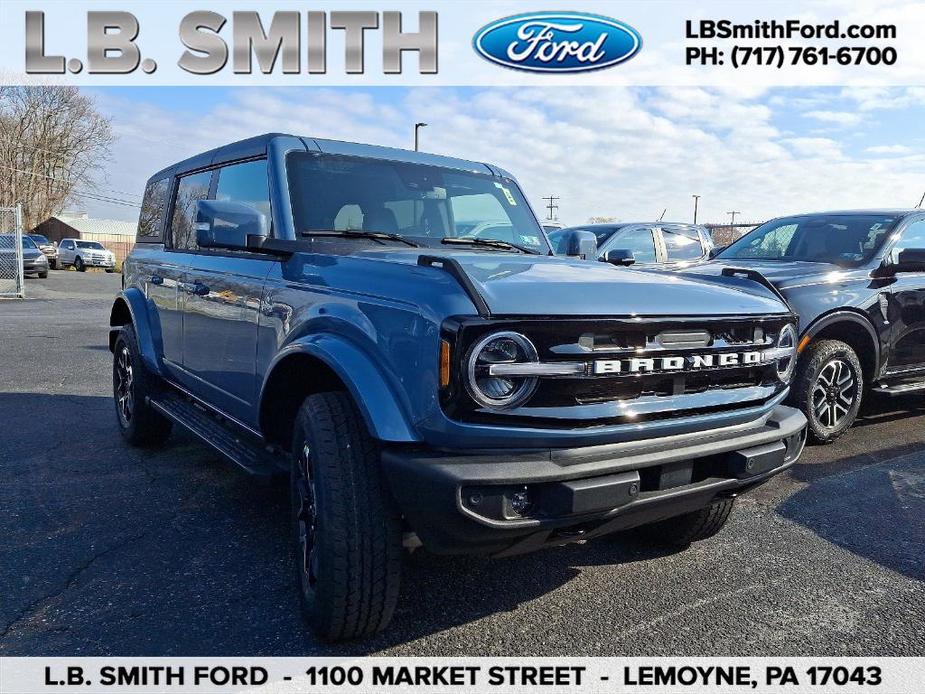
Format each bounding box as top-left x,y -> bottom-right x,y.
49,260 -> 57,270
633,498 -> 735,547
106,268 -> 115,273
38,271 -> 48,279
113,324 -> 172,447
791,339 -> 863,444
74,257 -> 85,272
290,391 -> 402,641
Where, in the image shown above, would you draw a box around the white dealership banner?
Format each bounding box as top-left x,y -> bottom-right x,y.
0,0 -> 922,87
1,657 -> 924,694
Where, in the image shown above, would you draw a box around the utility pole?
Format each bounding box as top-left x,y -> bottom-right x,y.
541,195 -> 560,221
692,194 -> 700,224
727,210 -> 741,226
414,122 -> 427,151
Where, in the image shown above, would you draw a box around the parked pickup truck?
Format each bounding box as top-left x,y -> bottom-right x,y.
109,133 -> 806,641
694,209 -> 925,443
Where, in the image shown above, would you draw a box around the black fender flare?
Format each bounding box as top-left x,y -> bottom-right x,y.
108,288 -> 164,377
801,309 -> 880,375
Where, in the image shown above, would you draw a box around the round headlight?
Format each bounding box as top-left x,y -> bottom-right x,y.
465,331 -> 539,409
776,323 -> 798,382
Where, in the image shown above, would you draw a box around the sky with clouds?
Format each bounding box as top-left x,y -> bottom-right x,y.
79,85 -> 925,227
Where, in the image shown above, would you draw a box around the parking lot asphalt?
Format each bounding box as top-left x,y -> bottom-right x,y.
1,271 -> 923,657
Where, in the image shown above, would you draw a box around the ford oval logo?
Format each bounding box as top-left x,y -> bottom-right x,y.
473,12 -> 642,73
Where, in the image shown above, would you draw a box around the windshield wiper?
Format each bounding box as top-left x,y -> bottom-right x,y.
300,229 -> 419,248
441,236 -> 540,255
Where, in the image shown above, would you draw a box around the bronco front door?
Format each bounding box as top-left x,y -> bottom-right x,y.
178,159 -> 275,423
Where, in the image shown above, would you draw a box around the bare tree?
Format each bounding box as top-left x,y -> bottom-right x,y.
0,86 -> 114,229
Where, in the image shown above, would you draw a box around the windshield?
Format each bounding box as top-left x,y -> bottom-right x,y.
21,236 -> 37,249
718,214 -> 899,267
76,241 -> 105,249
287,153 -> 549,254
30,234 -> 50,245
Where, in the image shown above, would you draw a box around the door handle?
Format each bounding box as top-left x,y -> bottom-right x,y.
150,274 -> 164,285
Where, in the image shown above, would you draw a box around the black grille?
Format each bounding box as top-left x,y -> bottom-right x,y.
441,315 -> 791,425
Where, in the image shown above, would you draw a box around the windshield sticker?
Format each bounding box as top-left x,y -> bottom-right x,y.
494,182 -> 517,205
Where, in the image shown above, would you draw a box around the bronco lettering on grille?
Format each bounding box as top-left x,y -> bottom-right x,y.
593,351 -> 764,375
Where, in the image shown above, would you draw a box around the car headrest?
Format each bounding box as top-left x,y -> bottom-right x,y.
364,208 -> 399,234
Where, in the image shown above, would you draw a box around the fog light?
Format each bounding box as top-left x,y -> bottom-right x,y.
509,486 -> 531,515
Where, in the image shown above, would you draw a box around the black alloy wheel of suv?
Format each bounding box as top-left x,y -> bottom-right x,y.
791,339 -> 864,444
112,324 -> 173,447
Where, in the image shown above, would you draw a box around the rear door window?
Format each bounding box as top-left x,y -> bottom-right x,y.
170,170 -> 213,251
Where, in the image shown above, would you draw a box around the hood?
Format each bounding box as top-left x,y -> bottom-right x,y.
692,259 -> 868,290
22,247 -> 43,259
352,248 -> 790,317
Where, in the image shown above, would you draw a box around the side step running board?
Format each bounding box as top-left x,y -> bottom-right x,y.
873,382 -> 925,395
148,390 -> 282,476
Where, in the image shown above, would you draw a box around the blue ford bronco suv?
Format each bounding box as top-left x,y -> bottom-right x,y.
110,134 -> 806,640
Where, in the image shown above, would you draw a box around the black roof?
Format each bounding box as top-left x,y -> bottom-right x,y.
147,132 -> 509,183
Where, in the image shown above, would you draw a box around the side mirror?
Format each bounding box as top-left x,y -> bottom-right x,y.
561,229 -> 598,260
195,200 -> 268,250
708,245 -> 726,259
602,248 -> 636,266
894,248 -> 925,273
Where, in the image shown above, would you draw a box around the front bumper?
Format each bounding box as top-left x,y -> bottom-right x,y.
23,258 -> 48,273
84,257 -> 115,268
382,404 -> 806,556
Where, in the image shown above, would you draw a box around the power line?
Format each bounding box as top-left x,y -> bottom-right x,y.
0,164 -> 141,206
71,190 -> 141,208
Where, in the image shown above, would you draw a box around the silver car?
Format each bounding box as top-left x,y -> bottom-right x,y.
57,238 -> 116,272
0,234 -> 48,278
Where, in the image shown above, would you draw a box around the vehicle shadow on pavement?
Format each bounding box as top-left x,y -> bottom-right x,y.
375,535 -> 681,652
776,395 -> 925,583
0,392 -> 689,656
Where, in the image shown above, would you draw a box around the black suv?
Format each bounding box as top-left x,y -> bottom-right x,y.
696,209 -> 925,442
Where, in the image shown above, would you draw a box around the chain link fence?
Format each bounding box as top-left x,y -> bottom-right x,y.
0,205 -> 25,298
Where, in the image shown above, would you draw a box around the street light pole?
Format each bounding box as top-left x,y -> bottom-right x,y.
414,122 -> 428,151
692,195 -> 700,224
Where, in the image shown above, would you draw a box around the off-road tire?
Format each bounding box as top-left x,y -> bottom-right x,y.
74,257 -> 85,271
634,498 -> 735,547
290,391 -> 402,641
112,324 -> 172,447
791,339 -> 863,444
